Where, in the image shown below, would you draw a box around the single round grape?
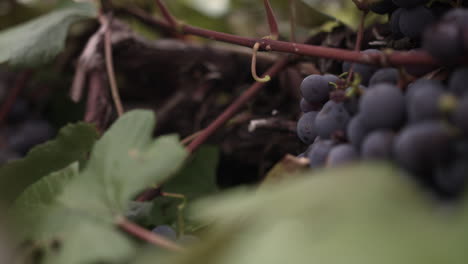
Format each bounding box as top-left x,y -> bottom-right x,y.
7,99 -> 29,124
300,98 -> 318,113
326,144 -> 359,167
406,79 -> 445,103
369,0 -> 397,14
7,119 -> 55,155
300,74 -> 339,104
394,121 -> 454,176
346,115 -> 369,150
448,67 -> 468,96
434,157 -> 468,199
422,21 -> 464,65
390,8 -> 405,38
152,225 -> 177,241
307,139 -> 334,168
399,6 -> 435,39
362,130 -> 395,160
392,0 -> 429,8
359,83 -> 406,131
342,49 -> 382,86
315,100 -> 350,139
453,95 -> 468,135
369,68 -> 399,86
407,82 -> 445,123
296,111 -> 318,144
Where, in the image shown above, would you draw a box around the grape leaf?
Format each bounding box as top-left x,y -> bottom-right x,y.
0,122 -> 98,203
161,163 -> 468,264
0,2 -> 97,66
13,110 -> 188,264
58,110 -> 188,218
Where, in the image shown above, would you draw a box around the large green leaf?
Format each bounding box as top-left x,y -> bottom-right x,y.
0,122 -> 98,203
0,2 -> 97,66
13,110 -> 188,264
58,110 -> 188,218
160,163 -> 468,264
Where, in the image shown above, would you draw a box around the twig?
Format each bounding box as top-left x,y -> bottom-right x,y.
155,0 -> 179,31
85,70 -> 112,132
263,0 -> 279,40
101,14 -> 124,117
181,130 -> 204,145
0,71 -> 31,126
119,6 -> 441,67
116,217 -> 184,252
186,57 -> 289,153
288,0 -> 297,42
347,10 -> 368,84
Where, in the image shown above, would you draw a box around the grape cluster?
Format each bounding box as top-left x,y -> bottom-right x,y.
152,225 -> 200,246
297,5 -> 468,199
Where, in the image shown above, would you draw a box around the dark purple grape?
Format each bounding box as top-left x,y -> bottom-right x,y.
394,121 -> 454,176
362,130 -> 395,160
296,111 -> 318,144
300,98 -> 318,113
448,67 -> 468,96
434,157 -> 468,199
7,99 -> 29,124
0,148 -> 20,165
453,95 -> 468,135
342,49 -> 382,86
307,139 -> 334,168
406,79 -> 445,103
152,225 -> 177,241
314,100 -> 350,139
407,81 -> 445,123
344,88 -> 361,116
422,21 -> 464,64
7,119 -> 55,155
369,68 -> 399,87
392,0 -> 429,8
326,144 -> 359,167
399,6 -> 436,39
359,83 -> 406,130
369,0 -> 397,14
390,8 -> 405,38
346,115 -> 369,150
300,74 -> 339,104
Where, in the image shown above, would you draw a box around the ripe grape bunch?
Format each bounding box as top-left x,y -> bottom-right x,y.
296,2 -> 468,200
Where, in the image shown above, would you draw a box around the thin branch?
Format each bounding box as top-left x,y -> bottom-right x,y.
288,0 -> 297,42
347,10 -> 368,84
263,0 -> 279,40
186,57 -> 289,153
155,0 -> 179,30
181,130 -> 204,145
0,71 -> 31,126
117,217 -> 184,252
101,14 -> 124,117
119,6 -> 441,67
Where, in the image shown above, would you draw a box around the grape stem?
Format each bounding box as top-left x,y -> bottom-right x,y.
347,10 -> 368,85
251,42 -> 272,83
100,13 -> 124,117
117,6 -> 441,67
263,0 -> 279,40
116,217 -> 184,252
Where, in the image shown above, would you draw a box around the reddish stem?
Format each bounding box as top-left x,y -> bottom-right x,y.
117,217 -> 184,252
347,10 -> 368,84
0,71 -> 32,126
121,6 -> 440,67
263,0 -> 279,39
186,57 -> 289,153
155,0 -> 178,31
